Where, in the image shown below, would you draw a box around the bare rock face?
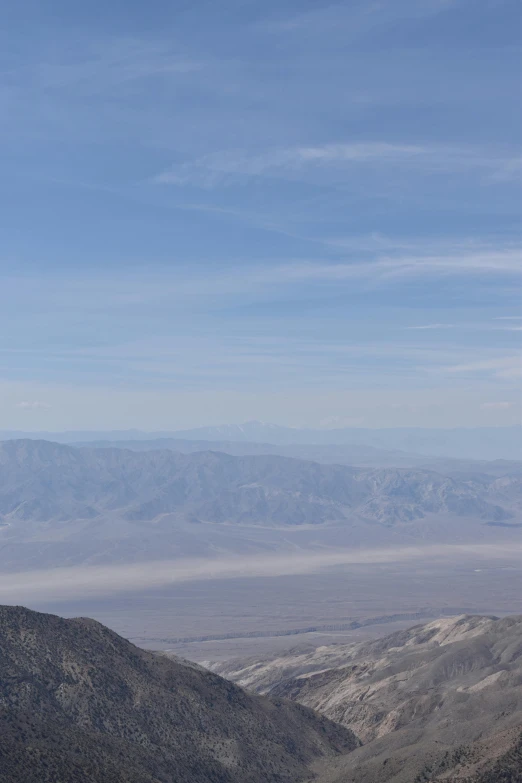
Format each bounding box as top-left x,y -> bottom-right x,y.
208,615 -> 522,783
0,605 -> 358,783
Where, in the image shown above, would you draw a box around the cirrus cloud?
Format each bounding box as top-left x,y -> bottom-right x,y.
16,401 -> 51,410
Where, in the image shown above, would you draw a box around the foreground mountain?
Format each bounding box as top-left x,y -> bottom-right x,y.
208,615 -> 522,782
0,605 -> 358,783
0,606 -> 520,783
1,439 -> 518,528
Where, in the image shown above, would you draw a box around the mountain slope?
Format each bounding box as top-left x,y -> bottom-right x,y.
0,439 -> 517,528
314,725 -> 522,783
208,615 -> 522,783
0,605 -> 358,783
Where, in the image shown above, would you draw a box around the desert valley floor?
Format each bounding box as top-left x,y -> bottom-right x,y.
9,544 -> 520,661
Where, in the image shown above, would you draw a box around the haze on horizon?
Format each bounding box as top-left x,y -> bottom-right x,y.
1,0 -> 521,432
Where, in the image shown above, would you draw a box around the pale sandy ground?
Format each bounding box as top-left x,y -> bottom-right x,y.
5,541 -> 519,662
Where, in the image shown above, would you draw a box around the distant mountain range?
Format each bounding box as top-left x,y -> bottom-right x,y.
147,422 -> 522,461
208,614 -> 522,783
0,438 -> 520,572
1,421 -> 521,460
0,604 -> 357,783
1,439 -> 519,529
72,436 -> 522,476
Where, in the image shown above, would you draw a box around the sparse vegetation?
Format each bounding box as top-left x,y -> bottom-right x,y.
0,605 -> 358,783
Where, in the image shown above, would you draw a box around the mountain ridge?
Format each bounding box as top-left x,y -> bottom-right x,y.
2,605 -> 519,783
0,604 -> 358,783
70,437 -> 522,476
1,422 -> 520,460
0,438 -> 518,528
207,614 -> 522,782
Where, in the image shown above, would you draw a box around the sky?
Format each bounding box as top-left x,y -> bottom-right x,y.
1,0 -> 521,431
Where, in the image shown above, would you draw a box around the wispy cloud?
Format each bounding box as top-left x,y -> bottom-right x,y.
16,401 -> 51,410
253,248 -> 522,285
480,401 -> 514,410
405,319 -> 522,332
1,0 -> 520,431
3,246 -> 519,323
18,39 -> 202,95
406,324 -> 456,330
443,356 -> 522,379
155,143 -> 522,188
260,0 -> 459,36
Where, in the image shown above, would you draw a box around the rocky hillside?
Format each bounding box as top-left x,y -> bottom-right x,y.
1,604 -> 519,783
208,615 -> 522,782
0,605 -> 358,783
314,725 -> 522,783
0,439 -> 518,527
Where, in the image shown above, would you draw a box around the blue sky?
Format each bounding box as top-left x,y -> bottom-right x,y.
1,0 -> 521,430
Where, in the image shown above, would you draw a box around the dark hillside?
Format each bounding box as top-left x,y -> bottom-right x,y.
0,605 -> 358,783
